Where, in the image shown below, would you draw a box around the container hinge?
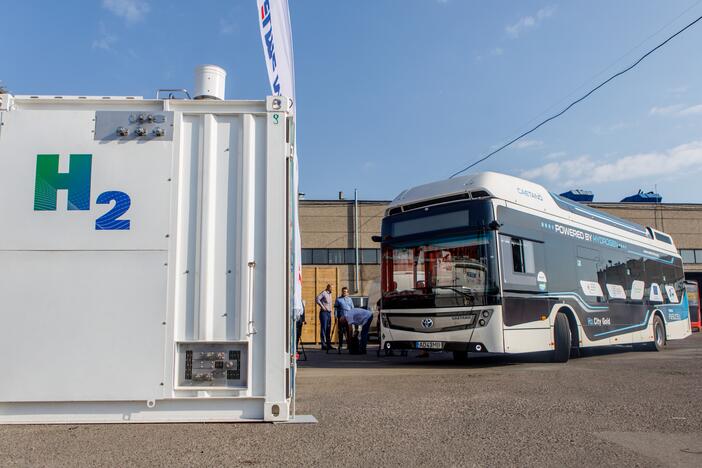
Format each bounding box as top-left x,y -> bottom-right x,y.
247,261 -> 258,337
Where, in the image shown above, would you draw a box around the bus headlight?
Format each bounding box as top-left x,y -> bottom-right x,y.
476,310 -> 492,327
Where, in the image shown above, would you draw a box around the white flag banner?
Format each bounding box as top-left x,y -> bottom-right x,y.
257,0 -> 303,323
257,0 -> 296,109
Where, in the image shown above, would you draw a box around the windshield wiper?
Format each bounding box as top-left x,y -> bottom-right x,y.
433,286 -> 478,304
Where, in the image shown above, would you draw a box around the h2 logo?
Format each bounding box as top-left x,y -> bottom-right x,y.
33,154 -> 131,230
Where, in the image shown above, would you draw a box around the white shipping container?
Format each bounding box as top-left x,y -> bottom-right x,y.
0,90 -> 298,423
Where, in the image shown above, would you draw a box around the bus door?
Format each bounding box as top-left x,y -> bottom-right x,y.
499,234 -> 548,328
686,281 -> 701,331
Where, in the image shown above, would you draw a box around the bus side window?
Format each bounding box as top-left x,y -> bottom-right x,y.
576,252 -> 605,303
626,255 -> 646,302
501,235 -> 545,291
603,253 -> 628,301
511,238 -> 534,273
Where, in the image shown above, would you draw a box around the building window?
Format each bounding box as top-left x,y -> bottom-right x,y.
345,249 -> 356,264
680,249 -> 696,264
679,249 -> 702,264
328,249 -> 345,264
300,248 -> 381,265
301,249 -> 313,265
312,249 -> 329,264
361,248 -> 379,264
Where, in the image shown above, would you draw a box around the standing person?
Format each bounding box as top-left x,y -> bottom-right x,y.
334,287 -> 355,351
296,300 -> 306,352
316,284 -> 334,350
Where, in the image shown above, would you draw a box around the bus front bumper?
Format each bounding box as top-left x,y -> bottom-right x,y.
380,306 -> 504,353
383,340 -> 490,353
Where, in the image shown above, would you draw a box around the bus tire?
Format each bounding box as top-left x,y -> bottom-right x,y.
552,312 -> 571,363
453,351 -> 468,363
648,315 -> 667,352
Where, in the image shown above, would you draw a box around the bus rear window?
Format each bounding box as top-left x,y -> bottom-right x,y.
654,232 -> 672,244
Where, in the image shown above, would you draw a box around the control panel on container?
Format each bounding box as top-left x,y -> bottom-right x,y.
177,342 -> 248,389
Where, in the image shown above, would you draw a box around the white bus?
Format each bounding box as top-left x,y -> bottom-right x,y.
376,172 -> 692,362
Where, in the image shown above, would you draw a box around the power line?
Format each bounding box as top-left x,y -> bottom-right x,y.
449,12 -> 702,179
503,0 -> 702,141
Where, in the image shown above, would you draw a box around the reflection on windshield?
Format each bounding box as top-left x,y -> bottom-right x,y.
382,233 -> 499,309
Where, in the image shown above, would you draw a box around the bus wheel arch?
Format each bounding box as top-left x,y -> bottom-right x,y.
649,310 -> 667,351
552,310 -> 574,363
555,306 -> 580,358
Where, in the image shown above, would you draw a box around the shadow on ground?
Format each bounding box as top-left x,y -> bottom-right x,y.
295,341 -> 647,370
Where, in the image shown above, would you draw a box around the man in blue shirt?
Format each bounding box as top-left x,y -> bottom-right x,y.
334,287 -> 355,352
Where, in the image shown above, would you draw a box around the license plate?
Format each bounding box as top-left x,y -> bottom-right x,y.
416,341 -> 443,350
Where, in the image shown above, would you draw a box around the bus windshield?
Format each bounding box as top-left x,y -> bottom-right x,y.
381,233 -> 500,309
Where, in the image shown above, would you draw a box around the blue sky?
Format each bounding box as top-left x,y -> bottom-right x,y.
3,0 -> 702,202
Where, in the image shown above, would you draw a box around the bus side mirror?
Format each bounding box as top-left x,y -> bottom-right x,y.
371,235 -> 382,243
488,220 -> 502,230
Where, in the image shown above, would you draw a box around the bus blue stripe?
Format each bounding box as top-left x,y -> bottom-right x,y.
593,310 -> 650,337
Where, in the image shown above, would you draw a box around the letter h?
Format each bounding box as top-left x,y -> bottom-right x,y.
34,154 -> 92,211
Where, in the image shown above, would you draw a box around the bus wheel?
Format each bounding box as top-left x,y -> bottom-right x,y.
552,312 -> 571,363
648,315 -> 667,352
453,351 -> 468,363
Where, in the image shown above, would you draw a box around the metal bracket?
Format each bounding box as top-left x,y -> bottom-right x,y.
156,89 -> 191,100
266,95 -> 292,113
94,110 -> 174,141
274,414 -> 318,424
0,94 -> 13,111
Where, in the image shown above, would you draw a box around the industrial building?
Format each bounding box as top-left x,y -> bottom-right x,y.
299,195 -> 702,343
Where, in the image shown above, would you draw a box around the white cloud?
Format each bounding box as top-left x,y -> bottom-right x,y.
92,22 -> 117,51
92,36 -> 115,50
667,85 -> 689,95
513,139 -> 543,149
545,151 -> 567,160
649,104 -> 684,116
678,105 -> 702,116
102,0 -> 150,24
520,141 -> 702,188
219,18 -> 238,35
506,5 -> 556,38
649,103 -> 702,117
475,46 -> 505,61
362,161 -> 376,171
592,121 -> 633,135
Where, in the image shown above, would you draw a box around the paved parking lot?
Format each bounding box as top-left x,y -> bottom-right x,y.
1,334 -> 702,467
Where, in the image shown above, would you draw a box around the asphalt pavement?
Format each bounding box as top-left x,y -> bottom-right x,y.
1,334 -> 702,467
